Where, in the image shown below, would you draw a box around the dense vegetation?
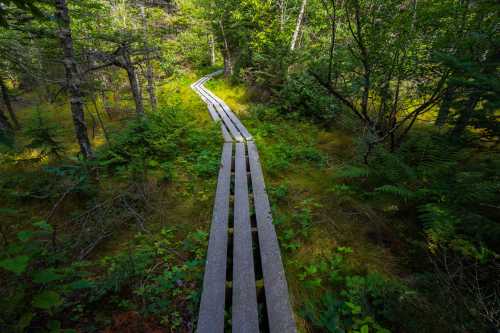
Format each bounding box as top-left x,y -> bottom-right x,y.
0,0 -> 498,332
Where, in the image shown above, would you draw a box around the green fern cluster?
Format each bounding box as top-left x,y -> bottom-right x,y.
333,131 -> 500,260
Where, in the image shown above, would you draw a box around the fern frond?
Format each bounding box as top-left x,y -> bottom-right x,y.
375,185 -> 416,201
334,165 -> 370,179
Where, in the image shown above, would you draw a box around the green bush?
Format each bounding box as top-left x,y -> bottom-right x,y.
333,131 -> 500,259
0,222 -> 207,332
299,247 -> 418,333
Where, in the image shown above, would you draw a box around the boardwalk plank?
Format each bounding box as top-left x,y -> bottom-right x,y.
232,143 -> 259,333
206,103 -> 220,121
196,143 -> 233,333
212,103 -> 243,142
198,86 -> 253,141
247,141 -> 297,333
195,87 -> 243,142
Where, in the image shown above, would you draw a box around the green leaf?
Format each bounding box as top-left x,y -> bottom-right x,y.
0,255 -> 30,274
361,325 -> 369,333
67,280 -> 93,290
33,269 -> 63,284
32,291 -> 62,310
346,301 -> 362,314
17,312 -> 33,331
33,220 -> 53,232
47,319 -> 61,330
17,230 -> 34,242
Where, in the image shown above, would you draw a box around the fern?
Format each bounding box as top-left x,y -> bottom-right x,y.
334,165 -> 370,179
418,204 -> 460,253
375,184 -> 417,201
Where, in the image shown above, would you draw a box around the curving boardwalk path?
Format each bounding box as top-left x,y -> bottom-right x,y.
191,71 -> 297,333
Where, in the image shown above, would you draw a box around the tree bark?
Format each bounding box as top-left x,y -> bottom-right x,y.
125,62 -> 145,116
0,107 -> 13,132
54,0 -> 93,159
140,5 -> 157,112
436,86 -> 456,127
124,56 -> 145,117
219,20 -> 233,76
113,45 -> 145,117
451,93 -> 480,138
208,33 -> 216,66
0,76 -> 20,129
290,0 -> 307,51
278,0 -> 287,31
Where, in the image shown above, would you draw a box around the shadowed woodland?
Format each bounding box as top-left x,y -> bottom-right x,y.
0,0 -> 499,332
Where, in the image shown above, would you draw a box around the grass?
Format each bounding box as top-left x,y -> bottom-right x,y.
0,70 -> 224,331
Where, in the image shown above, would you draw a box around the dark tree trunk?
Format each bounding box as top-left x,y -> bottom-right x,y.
114,45 -> 145,117
0,107 -> 13,132
451,93 -> 480,138
219,21 -> 233,77
54,0 -> 93,159
140,5 -> 157,112
436,86 -> 456,127
124,58 -> 145,117
0,76 -> 20,129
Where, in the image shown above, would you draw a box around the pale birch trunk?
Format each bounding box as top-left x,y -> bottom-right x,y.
208,33 -> 216,66
290,0 -> 307,51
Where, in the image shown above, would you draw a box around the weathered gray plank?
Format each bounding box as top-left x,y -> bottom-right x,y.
202,91 -> 253,140
247,141 -> 297,333
212,103 -> 243,142
221,123 -> 232,143
221,105 -> 253,140
192,80 -> 233,142
196,143 -> 233,333
206,103 -> 220,121
195,86 -> 243,142
232,143 -> 259,332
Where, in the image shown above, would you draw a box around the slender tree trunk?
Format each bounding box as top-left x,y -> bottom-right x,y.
126,65 -> 145,116
0,76 -> 20,129
0,107 -> 13,132
219,20 -> 233,76
436,86 -> 456,127
140,5 -> 157,112
208,33 -> 216,66
290,0 -> 307,51
54,0 -> 93,159
91,95 -> 109,144
451,93 -> 480,138
122,52 -> 145,116
278,0 -> 287,31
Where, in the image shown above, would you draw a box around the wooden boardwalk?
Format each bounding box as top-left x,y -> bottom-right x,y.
192,72 -> 296,333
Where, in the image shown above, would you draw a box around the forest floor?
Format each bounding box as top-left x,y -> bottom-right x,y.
1,68 -> 424,332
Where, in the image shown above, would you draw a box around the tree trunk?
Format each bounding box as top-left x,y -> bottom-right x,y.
0,76 -> 20,129
123,52 -> 145,116
290,0 -> 307,51
91,95 -> 109,144
278,0 -> 287,31
219,21 -> 233,76
0,108 -> 13,132
436,86 -> 456,127
208,33 -> 216,66
54,0 -> 93,159
140,5 -> 157,112
451,93 -> 480,138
